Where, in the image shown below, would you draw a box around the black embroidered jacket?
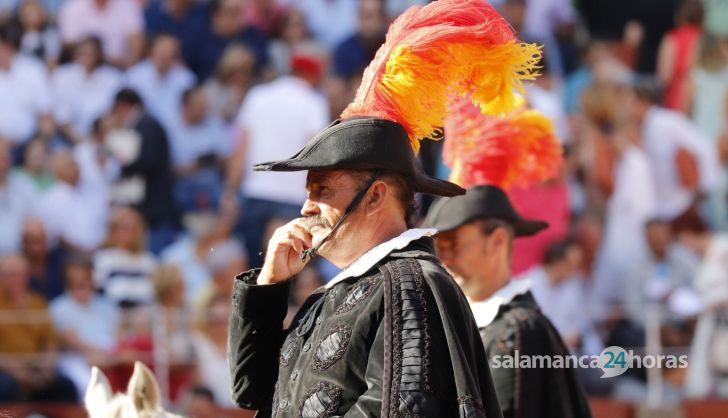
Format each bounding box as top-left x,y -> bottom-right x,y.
228,237 -> 503,418
480,292 -> 593,418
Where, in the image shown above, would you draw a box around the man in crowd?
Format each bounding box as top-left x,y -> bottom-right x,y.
125,33 -> 196,131
0,21 -> 52,146
0,140 -> 39,255
186,0 -> 268,80
226,47 -> 329,265
58,0 -> 144,67
168,86 -> 229,214
108,88 -> 178,254
424,185 -> 592,418
0,253 -> 77,402
39,149 -> 108,252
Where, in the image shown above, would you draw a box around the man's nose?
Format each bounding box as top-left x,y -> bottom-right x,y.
301,199 -> 320,217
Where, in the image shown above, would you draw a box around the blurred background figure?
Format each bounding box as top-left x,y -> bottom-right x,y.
93,207 -> 157,307
0,20 -> 52,147
191,295 -> 233,407
15,0 -> 61,67
125,33 -> 196,132
23,218 -> 64,300
107,88 -> 178,254
168,86 -> 229,215
204,44 -> 256,123
0,253 -> 77,402
185,0 -> 268,81
52,36 -> 122,143
0,140 -> 39,255
58,0 -> 144,68
226,46 -> 328,265
184,386 -> 221,418
49,253 -> 118,397
38,149 -> 107,252
657,0 -> 703,113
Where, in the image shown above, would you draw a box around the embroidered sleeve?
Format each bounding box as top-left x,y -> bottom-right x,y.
381,259 -> 441,417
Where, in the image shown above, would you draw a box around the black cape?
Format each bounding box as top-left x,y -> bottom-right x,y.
479,291 -> 592,418
228,237 -> 503,417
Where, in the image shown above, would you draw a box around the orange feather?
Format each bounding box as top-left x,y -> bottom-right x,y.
341,0 -> 540,152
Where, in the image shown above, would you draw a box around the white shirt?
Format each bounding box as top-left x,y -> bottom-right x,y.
124,60 -> 196,131
523,0 -> 576,37
325,228 -> 437,288
469,279 -> 532,328
593,146 -> 656,302
237,76 -> 329,205
58,0 -> 143,62
93,248 -> 157,305
0,172 -> 40,254
161,237 -> 213,305
38,180 -> 107,251
642,107 -> 723,219
52,63 -> 123,135
49,294 -> 119,350
527,84 -> 570,143
288,0 -> 358,48
695,234 -> 728,307
526,267 -> 587,339
167,115 -> 230,168
192,334 -> 234,407
0,55 -> 51,143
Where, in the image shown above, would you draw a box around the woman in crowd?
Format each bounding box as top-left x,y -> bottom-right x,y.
93,207 -> 157,307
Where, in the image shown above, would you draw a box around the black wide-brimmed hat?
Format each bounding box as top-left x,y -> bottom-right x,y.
253,117 -> 465,197
422,185 -> 548,236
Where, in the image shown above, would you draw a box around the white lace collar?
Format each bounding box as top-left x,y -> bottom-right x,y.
325,228 -> 437,289
469,279 -> 532,328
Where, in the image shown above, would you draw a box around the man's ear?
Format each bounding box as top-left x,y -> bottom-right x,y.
489,227 -> 510,250
365,181 -> 389,215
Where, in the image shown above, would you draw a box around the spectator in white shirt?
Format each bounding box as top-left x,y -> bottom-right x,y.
39,149 -> 107,251
526,55 -> 570,143
290,0 -> 358,49
161,213 -> 236,305
125,34 -> 196,132
625,77 -> 722,226
0,140 -> 40,254
58,0 -> 144,68
16,0 -> 62,66
50,253 -> 119,396
682,228 -> 728,398
93,207 -> 157,307
169,86 -> 229,214
593,128 -> 657,309
52,36 -> 123,143
226,48 -> 329,265
525,238 -> 592,350
0,21 -> 52,146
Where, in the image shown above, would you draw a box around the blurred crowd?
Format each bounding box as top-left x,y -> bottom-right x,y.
1,0 -> 728,413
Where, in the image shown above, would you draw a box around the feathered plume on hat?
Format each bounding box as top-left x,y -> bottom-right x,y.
341,0 -> 541,152
443,94 -> 563,190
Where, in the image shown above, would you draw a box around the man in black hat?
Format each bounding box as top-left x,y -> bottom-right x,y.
228,119 -> 503,417
423,185 -> 593,418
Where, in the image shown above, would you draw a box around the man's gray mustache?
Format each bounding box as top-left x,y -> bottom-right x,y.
303,215 -> 332,230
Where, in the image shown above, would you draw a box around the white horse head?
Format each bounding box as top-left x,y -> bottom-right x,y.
85,362 -> 184,418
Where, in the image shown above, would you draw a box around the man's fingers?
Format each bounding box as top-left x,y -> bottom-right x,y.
289,224 -> 313,248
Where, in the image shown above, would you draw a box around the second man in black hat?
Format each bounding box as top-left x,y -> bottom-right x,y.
424,185 -> 593,418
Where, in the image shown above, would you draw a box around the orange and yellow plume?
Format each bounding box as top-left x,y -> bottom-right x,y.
341,0 -> 541,152
444,95 -> 563,189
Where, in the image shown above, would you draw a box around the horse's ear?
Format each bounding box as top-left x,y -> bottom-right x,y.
85,367 -> 113,418
127,361 -> 162,413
